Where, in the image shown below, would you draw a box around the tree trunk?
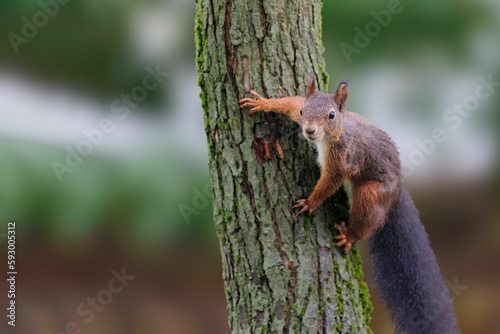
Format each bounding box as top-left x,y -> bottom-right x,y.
195,1 -> 373,333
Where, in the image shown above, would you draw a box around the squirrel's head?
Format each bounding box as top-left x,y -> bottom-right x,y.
300,75 -> 349,143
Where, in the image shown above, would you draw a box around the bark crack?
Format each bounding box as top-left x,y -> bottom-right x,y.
224,0 -> 240,100
257,0 -> 268,95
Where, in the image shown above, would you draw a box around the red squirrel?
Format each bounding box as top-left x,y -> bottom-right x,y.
240,75 -> 459,334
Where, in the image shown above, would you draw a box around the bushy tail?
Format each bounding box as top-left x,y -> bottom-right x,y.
368,188 -> 459,334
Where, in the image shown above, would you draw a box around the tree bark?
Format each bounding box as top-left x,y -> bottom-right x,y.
195,1 -> 373,333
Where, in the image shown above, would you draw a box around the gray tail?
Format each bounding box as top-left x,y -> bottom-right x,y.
368,188 -> 459,334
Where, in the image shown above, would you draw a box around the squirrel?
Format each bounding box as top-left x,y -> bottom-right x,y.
239,74 -> 459,334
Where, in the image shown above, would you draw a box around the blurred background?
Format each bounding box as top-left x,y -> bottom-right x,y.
0,0 -> 498,333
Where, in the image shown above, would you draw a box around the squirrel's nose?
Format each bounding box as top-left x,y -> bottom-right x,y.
305,128 -> 316,135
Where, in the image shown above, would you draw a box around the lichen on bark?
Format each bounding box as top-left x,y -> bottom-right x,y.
195,0 -> 373,333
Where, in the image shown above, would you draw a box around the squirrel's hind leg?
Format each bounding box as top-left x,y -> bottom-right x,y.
337,182 -> 391,252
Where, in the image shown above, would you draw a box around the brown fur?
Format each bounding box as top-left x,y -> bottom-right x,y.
240,79 -> 402,251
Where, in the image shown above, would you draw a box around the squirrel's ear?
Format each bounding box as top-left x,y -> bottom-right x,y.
307,72 -> 317,97
333,80 -> 349,112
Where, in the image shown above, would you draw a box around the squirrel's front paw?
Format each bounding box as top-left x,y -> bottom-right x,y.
334,222 -> 356,253
239,90 -> 265,115
293,198 -> 311,217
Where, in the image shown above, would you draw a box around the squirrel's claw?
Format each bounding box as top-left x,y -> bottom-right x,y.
293,199 -> 307,208
239,98 -> 262,115
343,242 -> 352,253
334,223 -> 347,233
239,91 -> 265,115
337,238 -> 347,246
294,199 -> 310,217
249,90 -> 262,99
249,107 -> 261,115
334,222 -> 353,253
296,206 -> 309,217
336,238 -> 352,253
239,98 -> 253,107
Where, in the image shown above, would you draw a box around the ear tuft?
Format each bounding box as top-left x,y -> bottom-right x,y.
333,80 -> 349,111
337,79 -> 349,88
307,72 -> 317,97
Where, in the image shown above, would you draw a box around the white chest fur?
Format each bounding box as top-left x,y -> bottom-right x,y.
314,140 -> 325,167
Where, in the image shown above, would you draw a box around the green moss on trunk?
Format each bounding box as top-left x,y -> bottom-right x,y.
195,0 -> 373,333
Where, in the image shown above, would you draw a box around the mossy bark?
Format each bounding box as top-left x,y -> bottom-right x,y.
195,0 -> 373,333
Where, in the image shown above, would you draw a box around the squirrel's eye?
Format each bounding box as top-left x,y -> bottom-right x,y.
329,111 -> 335,119
300,109 -> 303,115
